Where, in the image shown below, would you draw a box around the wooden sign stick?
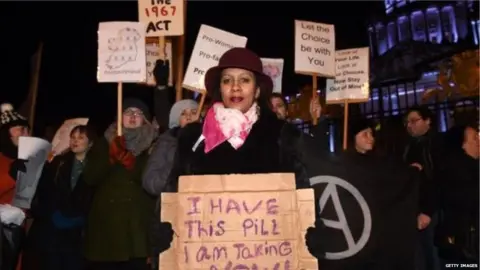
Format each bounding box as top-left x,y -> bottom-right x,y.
312,74 -> 318,126
158,36 -> 166,60
195,90 -> 207,120
342,100 -> 349,150
117,82 -> 123,136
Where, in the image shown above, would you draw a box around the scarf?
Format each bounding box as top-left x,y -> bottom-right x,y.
104,122 -> 158,156
201,102 -> 259,153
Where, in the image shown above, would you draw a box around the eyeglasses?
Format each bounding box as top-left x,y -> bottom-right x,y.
124,110 -> 144,117
404,118 -> 421,126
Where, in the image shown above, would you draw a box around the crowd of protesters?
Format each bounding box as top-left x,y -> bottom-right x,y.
0,47 -> 478,270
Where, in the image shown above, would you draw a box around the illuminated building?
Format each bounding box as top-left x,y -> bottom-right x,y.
288,0 -> 479,153
362,0 -> 479,133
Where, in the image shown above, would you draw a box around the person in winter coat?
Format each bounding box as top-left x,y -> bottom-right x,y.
26,124 -> 95,270
142,99 -> 198,196
403,106 -> 444,270
143,99 -> 198,269
0,103 -> 30,270
305,119 -> 420,270
436,125 -> 479,265
153,47 -> 325,255
0,103 -> 30,204
82,98 -> 157,270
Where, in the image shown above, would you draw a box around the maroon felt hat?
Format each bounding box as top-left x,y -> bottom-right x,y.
204,47 -> 273,96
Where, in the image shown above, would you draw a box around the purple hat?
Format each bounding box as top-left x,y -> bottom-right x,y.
204,48 -> 273,97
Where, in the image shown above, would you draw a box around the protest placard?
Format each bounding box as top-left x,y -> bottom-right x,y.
294,20 -> 335,78
160,173 -> 318,270
97,22 -> 147,83
182,25 -> 247,92
145,41 -> 173,86
138,0 -> 184,37
261,58 -> 284,93
326,47 -> 370,104
12,137 -> 52,209
51,118 -> 89,157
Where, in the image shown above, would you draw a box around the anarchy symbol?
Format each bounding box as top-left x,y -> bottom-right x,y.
310,175 -> 372,260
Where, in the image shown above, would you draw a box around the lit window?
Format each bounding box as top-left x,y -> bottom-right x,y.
441,6 -> 458,43
397,16 -> 411,42
387,22 -> 397,48
426,7 -> 442,43
385,0 -> 394,14
376,23 -> 388,55
411,11 -> 426,41
396,0 -> 406,7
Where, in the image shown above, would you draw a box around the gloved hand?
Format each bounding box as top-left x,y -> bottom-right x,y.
157,222 -> 175,253
305,220 -> 326,259
8,159 -> 27,180
51,211 -> 84,229
109,136 -> 136,170
153,59 -> 169,87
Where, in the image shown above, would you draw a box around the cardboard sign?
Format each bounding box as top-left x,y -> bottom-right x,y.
326,47 -> 370,104
145,42 -> 173,86
261,58 -> 284,94
138,0 -> 184,37
12,137 -> 52,209
294,20 -> 335,78
182,25 -> 247,92
97,21 -> 147,83
160,173 -> 318,270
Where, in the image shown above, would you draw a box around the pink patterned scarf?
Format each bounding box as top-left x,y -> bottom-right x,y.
201,102 -> 259,153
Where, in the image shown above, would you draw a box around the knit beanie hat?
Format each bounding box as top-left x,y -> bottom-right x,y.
123,98 -> 151,122
169,99 -> 198,128
349,118 -> 376,142
0,103 -> 28,131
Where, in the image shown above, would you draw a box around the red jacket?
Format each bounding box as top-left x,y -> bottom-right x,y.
0,153 -> 16,204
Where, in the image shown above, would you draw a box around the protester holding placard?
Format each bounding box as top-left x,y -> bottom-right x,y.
82,99 -> 158,269
0,103 -> 30,270
164,47 -> 320,191
26,125 -> 95,270
151,48 -> 326,261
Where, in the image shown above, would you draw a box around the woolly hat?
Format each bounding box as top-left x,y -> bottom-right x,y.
123,98 -> 151,121
0,103 -> 28,131
169,99 -> 198,128
349,118 -> 377,142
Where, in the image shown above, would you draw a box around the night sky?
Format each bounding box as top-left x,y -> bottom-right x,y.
0,1 -> 382,132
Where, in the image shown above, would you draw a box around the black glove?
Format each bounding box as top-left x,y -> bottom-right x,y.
8,159 -> 27,180
153,60 -> 169,87
305,221 -> 326,259
157,222 -> 174,253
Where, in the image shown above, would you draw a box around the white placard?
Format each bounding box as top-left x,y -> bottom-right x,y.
138,0 -> 184,37
294,20 -> 335,77
13,137 -> 52,209
183,25 -> 247,92
97,22 -> 147,83
326,47 -> 370,104
146,42 -> 173,86
261,58 -> 284,93
51,118 -> 89,156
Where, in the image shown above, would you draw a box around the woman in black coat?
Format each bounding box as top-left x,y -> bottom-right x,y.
154,48 -> 326,256
26,125 -> 95,270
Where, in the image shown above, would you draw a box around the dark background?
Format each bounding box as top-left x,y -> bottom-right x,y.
0,1 -> 382,132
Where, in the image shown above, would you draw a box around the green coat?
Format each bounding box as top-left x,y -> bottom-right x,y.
82,138 -> 155,262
